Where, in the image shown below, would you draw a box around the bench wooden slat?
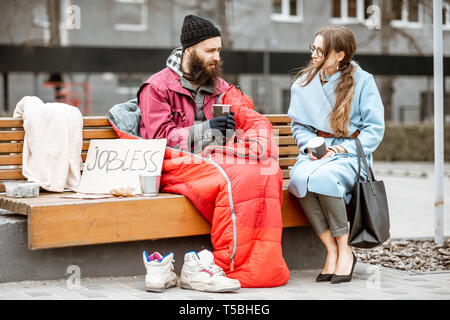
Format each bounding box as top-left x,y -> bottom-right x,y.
265,114 -> 291,124
1,153 -> 297,167
82,117 -> 112,127
0,143 -> 299,156
0,142 -> 23,153
0,154 -> 22,165
279,146 -> 300,156
0,150 -> 298,166
0,117 -> 112,128
0,129 -> 118,142
0,116 -> 292,128
0,131 -> 25,141
0,153 -> 299,170
0,141 -> 110,154
277,136 -> 296,145
272,125 -> 291,135
0,168 -> 25,180
278,157 -> 296,167
82,129 -> 118,139
0,118 -> 23,128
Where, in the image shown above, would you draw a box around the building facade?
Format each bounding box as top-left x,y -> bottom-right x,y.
0,0 -> 449,122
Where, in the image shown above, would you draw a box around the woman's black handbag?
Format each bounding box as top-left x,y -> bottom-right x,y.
348,138 -> 390,249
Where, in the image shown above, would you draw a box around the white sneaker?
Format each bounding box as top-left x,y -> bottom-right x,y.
143,251 -> 178,292
180,249 -> 241,293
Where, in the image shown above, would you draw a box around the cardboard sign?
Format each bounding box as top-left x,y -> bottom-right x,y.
78,139 -> 167,194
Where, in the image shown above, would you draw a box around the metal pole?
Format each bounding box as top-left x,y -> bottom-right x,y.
433,0 -> 444,244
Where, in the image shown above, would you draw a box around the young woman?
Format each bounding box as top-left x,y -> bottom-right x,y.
287,26 -> 385,284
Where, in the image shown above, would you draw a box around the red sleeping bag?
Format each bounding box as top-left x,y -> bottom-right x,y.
110,86 -> 290,287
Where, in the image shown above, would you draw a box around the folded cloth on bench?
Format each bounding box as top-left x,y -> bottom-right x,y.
109,87 -> 290,288
13,96 -> 83,192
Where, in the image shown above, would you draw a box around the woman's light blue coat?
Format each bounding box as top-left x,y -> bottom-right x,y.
287,63 -> 385,204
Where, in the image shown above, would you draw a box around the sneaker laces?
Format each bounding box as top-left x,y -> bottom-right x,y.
202,261 -> 225,277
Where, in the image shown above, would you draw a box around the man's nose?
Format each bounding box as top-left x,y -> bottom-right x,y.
212,52 -> 220,62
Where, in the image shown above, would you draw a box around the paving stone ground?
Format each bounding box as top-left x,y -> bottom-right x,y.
0,263 -> 449,300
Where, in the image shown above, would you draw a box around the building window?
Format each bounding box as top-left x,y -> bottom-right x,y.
390,0 -> 424,29
331,0 -> 376,24
114,0 -> 148,32
444,2 -> 450,30
271,0 -> 304,23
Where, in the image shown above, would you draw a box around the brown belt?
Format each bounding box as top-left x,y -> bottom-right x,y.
316,130 -> 360,139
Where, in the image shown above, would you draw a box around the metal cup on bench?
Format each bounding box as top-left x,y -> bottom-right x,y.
139,174 -> 161,197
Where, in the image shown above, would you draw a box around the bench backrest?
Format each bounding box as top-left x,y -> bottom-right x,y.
0,115 -> 298,188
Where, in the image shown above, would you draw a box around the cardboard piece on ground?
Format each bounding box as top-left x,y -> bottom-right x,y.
77,139 -> 167,195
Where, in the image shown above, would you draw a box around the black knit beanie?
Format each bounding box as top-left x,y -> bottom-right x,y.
180,15 -> 221,50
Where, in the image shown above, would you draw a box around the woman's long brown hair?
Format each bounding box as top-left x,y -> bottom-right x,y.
294,26 -> 357,137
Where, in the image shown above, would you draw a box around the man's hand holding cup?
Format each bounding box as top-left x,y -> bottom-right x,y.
210,104 -> 235,144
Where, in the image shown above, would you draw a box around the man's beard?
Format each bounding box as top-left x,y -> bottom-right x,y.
183,51 -> 223,87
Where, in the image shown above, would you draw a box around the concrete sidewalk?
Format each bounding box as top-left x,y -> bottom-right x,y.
0,262 -> 449,300
374,161 -> 450,239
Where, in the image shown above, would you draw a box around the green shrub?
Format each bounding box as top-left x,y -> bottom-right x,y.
373,123 -> 450,162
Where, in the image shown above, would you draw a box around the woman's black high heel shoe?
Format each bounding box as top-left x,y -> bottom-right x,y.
316,273 -> 333,282
331,252 -> 357,284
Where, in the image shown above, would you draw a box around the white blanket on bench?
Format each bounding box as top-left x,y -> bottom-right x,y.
13,96 -> 83,192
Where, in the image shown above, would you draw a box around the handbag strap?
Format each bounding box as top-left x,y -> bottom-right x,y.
355,138 -> 375,182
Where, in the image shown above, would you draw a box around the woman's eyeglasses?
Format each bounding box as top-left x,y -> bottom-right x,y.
309,44 -> 323,58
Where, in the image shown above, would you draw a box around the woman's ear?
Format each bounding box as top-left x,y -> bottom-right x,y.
337,51 -> 345,62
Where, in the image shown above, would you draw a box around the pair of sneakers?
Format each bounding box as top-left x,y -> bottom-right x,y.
143,249 -> 241,293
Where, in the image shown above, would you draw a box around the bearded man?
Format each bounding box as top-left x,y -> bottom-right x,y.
137,14 -> 235,153
133,14 -> 290,288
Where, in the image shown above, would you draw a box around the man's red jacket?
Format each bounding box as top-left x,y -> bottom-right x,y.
109,71 -> 290,287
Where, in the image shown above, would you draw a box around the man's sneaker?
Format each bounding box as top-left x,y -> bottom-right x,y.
180,249 -> 241,293
143,251 -> 178,292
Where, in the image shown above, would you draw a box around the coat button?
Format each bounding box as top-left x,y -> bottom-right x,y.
182,115 -> 186,120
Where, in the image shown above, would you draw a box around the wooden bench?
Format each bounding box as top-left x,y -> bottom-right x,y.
0,114 -> 308,250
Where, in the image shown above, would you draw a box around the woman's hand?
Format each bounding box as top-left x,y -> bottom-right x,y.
308,148 -> 336,161
322,149 -> 336,159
